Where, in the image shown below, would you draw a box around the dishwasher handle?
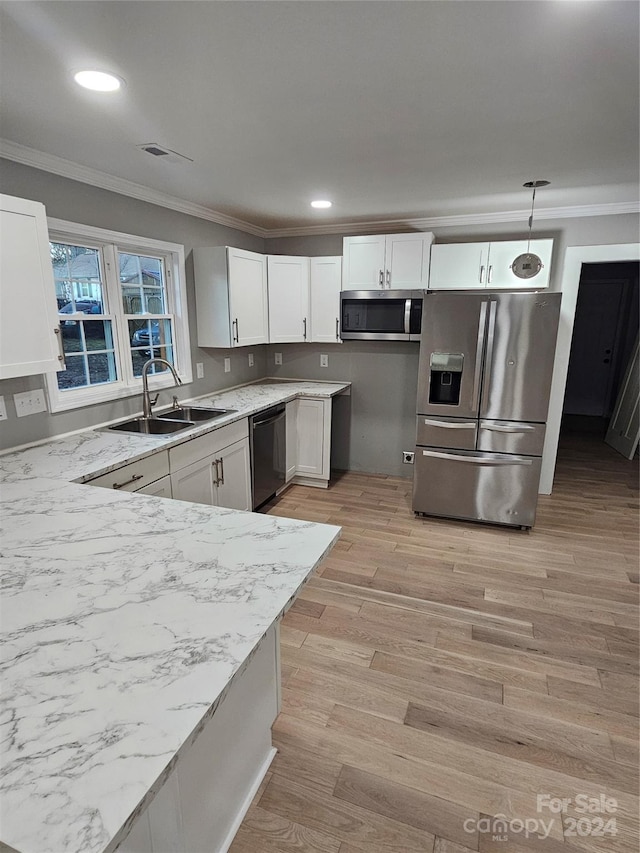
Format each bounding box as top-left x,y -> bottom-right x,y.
251,407 -> 286,428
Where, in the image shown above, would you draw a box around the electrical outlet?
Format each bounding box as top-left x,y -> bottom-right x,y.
320,354 -> 329,368
248,353 -> 254,367
402,451 -> 415,464
14,389 -> 47,418
224,357 -> 231,373
0,396 -> 7,421
196,362 -> 204,379
274,352 -> 282,365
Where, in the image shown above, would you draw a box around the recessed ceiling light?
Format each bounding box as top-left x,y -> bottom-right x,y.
310,200 -> 332,209
74,70 -> 123,92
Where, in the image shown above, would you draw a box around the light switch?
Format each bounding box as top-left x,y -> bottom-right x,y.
14,389 -> 47,417
224,357 -> 231,373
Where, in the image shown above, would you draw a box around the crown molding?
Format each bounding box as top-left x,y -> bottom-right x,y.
0,139 -> 268,238
2,139 -> 637,241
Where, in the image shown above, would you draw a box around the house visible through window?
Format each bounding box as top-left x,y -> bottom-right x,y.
46,221 -> 191,412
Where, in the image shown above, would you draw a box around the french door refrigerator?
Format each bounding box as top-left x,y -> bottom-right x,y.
413,291 -> 561,528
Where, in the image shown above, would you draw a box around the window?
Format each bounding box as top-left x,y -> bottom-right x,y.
46,220 -> 191,412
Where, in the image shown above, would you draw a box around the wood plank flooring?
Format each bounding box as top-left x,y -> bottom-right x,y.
229,433 -> 639,853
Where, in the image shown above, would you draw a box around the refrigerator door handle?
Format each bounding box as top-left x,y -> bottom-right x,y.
421,450 -> 533,466
422,419 -> 477,429
480,301 -> 498,408
480,421 -> 536,433
471,301 -> 489,412
404,299 -> 412,335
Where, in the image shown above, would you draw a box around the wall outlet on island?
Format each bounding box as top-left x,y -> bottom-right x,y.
196,362 -> 204,379
248,353 -> 254,367
320,354 -> 329,368
403,451 -> 415,464
224,357 -> 231,373
274,352 -> 282,365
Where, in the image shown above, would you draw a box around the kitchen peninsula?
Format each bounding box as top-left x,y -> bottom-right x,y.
0,380 -> 348,853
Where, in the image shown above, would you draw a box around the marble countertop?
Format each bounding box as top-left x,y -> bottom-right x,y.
0,379 -> 347,853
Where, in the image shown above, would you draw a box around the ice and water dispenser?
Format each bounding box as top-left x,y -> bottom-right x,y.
428,353 -> 464,405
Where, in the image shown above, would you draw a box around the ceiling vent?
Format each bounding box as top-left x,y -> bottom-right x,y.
136,143 -> 193,164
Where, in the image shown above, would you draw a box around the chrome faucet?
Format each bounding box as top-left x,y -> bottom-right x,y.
141,358 -> 182,419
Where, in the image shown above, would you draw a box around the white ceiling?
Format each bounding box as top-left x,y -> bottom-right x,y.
1,1 -> 638,233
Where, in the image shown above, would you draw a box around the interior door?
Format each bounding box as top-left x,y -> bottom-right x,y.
416,291 -> 489,418
605,334 -> 639,459
480,292 -> 561,422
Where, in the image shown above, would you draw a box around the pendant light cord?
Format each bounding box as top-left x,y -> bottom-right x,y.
527,185 -> 537,253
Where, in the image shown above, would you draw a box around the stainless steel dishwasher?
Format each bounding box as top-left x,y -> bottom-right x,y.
250,403 -> 286,509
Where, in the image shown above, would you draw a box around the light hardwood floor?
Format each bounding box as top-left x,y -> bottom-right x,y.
229,433 -> 639,853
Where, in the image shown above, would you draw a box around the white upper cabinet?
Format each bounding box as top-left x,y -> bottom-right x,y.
429,239 -> 553,290
342,232 -> 433,290
310,256 -> 342,344
0,194 -> 64,379
267,255 -> 310,343
194,246 -> 269,348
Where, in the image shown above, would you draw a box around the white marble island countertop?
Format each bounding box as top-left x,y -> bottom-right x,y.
0,379 -> 347,853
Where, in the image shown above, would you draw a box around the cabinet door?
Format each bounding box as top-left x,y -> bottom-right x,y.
227,248 -> 269,347
342,235 -> 386,290
486,239 -> 553,289
310,257 -> 342,343
170,455 -> 216,506
267,256 -> 310,343
136,475 -> 172,499
1,195 -> 63,379
295,398 -> 330,479
428,242 -> 489,290
285,399 -> 298,482
215,438 -> 251,511
385,233 -> 432,289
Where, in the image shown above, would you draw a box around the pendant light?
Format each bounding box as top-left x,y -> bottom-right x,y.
511,180 -> 550,279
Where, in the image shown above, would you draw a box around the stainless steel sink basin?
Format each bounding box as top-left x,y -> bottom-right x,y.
156,407 -> 235,422
108,417 -> 195,435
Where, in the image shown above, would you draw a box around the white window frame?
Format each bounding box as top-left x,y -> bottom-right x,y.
46,218 -> 192,413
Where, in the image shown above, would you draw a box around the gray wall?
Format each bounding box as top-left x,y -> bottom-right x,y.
0,159 -> 267,450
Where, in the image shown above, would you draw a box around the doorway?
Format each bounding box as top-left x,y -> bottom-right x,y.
562,261 -> 639,441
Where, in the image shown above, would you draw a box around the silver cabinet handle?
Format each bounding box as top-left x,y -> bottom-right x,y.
479,264 -> 485,284
232,318 -> 239,343
113,473 -> 144,490
423,419 -> 476,429
218,457 -> 224,486
421,450 -> 532,466
335,318 -> 340,340
488,265 -> 493,284
303,317 -> 307,341
386,269 -> 391,287
212,458 -> 220,486
480,422 -> 536,433
471,302 -> 488,412
379,269 -> 384,288
54,326 -> 66,365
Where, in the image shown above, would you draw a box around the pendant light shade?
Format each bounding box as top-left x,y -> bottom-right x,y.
511,180 -> 550,280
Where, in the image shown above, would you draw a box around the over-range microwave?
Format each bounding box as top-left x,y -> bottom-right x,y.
340,290 -> 423,341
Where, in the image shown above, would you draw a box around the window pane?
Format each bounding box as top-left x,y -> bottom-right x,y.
120,252 -> 166,314
60,322 -> 83,354
56,355 -> 88,390
51,243 -> 104,313
88,352 -> 118,385
83,320 -> 113,351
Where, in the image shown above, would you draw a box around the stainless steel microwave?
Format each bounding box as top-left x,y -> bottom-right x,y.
340,290 -> 423,341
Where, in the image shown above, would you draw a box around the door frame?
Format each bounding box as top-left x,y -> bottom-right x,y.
540,243 -> 640,494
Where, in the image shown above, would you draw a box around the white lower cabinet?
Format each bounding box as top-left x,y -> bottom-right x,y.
116,625 -> 280,853
169,420 -> 251,511
285,400 -> 298,482
136,475 -> 173,499
286,397 -> 332,487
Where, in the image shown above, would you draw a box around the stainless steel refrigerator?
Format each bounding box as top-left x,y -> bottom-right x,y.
413,291 -> 561,529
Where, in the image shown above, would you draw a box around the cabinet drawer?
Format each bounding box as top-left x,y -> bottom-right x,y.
477,421 -> 545,456
169,419 -> 248,472
416,415 -> 477,450
86,451 -> 170,492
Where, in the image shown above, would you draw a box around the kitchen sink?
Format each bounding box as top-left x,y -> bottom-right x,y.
156,407 -> 235,422
108,417 -> 195,435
